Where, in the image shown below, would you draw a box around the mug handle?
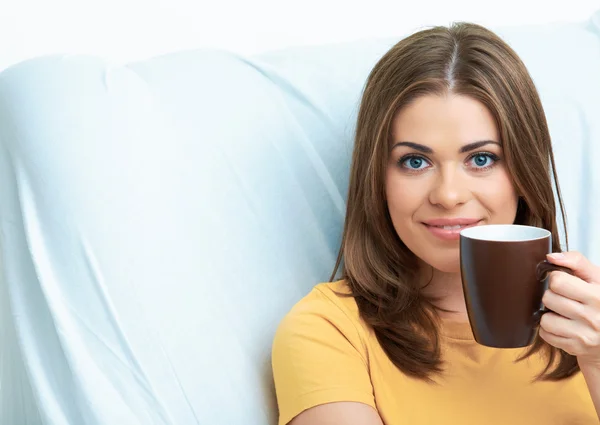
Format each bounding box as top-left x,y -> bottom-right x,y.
532,259 -> 574,322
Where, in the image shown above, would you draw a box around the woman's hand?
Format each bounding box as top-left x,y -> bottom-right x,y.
538,251 -> 600,367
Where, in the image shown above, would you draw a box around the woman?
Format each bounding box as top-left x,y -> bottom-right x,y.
271,22 -> 600,425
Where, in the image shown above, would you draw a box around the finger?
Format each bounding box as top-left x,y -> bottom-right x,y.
542,288 -> 585,321
538,327 -> 575,355
547,271 -> 599,305
540,313 -> 600,356
547,251 -> 600,283
539,312 -> 579,339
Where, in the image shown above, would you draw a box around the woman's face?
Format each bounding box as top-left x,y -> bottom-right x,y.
386,94 -> 518,273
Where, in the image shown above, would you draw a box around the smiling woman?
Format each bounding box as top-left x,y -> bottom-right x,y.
271,22 -> 599,425
386,94 -> 518,270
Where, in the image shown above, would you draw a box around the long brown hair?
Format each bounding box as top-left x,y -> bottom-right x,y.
331,22 -> 578,381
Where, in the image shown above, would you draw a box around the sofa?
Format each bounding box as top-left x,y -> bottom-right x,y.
0,11 -> 599,425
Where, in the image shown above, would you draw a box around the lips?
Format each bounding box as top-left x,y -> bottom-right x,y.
423,218 -> 482,227
422,218 -> 482,241
430,224 -> 471,230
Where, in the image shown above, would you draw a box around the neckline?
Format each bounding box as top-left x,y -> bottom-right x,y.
439,319 -> 475,340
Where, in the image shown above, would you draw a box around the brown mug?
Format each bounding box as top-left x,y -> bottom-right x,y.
459,224 -> 572,348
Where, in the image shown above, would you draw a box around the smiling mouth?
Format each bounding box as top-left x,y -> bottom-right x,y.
428,224 -> 472,230
422,218 -> 482,227
421,220 -> 482,240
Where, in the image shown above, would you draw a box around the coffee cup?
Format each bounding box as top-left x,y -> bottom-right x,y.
459,224 -> 572,348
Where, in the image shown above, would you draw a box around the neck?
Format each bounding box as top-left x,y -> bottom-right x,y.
418,264 -> 469,321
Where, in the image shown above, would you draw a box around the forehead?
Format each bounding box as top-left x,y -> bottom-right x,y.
391,94 -> 499,146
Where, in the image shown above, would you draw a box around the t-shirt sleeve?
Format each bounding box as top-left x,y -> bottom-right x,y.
271,287 -> 376,425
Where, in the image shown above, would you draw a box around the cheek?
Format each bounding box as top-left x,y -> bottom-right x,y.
474,171 -> 519,217
385,172 -> 428,216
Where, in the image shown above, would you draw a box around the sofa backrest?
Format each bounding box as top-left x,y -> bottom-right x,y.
0,12 -> 599,425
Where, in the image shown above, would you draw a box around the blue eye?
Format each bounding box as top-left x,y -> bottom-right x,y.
400,155 -> 430,170
468,153 -> 498,169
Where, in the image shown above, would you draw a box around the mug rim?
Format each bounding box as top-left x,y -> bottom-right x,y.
459,224 -> 550,242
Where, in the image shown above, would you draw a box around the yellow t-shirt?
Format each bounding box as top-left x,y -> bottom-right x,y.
272,280 -> 599,425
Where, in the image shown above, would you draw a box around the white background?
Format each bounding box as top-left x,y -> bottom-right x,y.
1,0 -> 599,71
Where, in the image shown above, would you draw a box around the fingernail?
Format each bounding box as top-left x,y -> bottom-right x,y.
548,253 -> 565,259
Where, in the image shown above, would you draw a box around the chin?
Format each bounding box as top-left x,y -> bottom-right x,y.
417,252 -> 462,274
432,260 -> 462,274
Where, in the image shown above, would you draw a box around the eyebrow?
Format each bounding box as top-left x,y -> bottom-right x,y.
391,140 -> 501,154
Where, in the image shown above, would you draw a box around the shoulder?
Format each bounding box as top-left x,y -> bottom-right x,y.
290,280 -> 361,316
272,279 -> 371,368
275,280 -> 367,346
272,280 -> 377,424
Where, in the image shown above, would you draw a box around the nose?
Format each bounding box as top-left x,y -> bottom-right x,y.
428,166 -> 470,209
